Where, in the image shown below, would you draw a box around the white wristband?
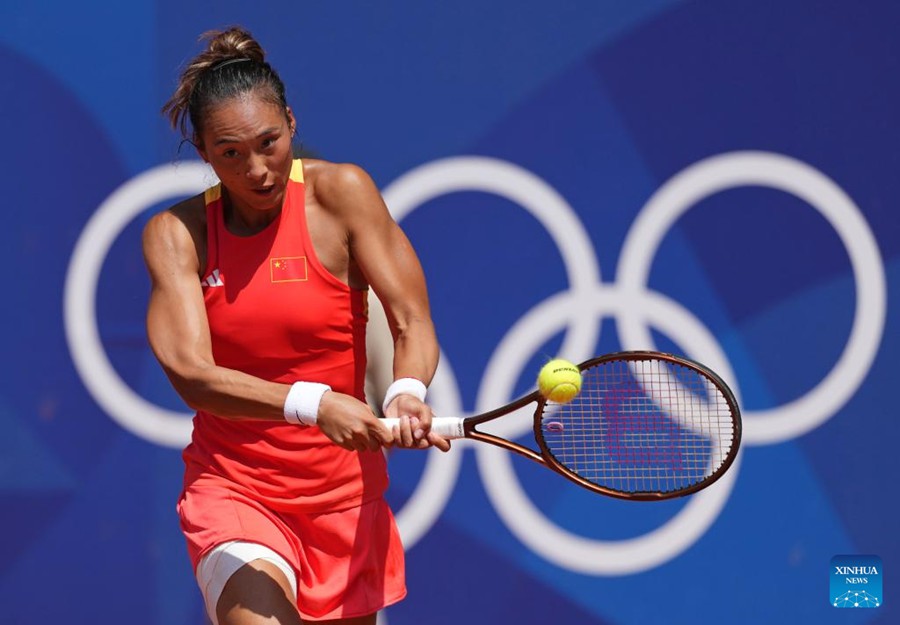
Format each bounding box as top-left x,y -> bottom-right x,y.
284,381 -> 331,426
382,377 -> 427,414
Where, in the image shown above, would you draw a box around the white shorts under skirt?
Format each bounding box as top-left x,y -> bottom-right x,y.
195,540 -> 298,625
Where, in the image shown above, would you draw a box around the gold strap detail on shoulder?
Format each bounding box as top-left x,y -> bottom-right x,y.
204,184 -> 222,204
290,159 -> 304,183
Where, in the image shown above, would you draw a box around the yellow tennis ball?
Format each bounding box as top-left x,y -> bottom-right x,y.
537,359 -> 582,403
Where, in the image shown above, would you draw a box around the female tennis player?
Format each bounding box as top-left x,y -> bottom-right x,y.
144,26 -> 448,625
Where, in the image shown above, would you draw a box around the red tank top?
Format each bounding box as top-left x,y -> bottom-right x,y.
182,159 -> 388,512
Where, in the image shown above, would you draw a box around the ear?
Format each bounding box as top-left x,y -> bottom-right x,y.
286,107 -> 297,137
193,136 -> 209,163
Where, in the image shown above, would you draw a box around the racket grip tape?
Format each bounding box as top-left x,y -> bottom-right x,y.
381,416 -> 465,439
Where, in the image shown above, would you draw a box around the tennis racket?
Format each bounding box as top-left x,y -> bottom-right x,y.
383,351 -> 741,500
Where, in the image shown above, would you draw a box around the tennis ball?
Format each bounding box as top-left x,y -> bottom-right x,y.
537,359 -> 582,403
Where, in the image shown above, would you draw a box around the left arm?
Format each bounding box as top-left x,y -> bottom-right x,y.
316,163 -> 448,450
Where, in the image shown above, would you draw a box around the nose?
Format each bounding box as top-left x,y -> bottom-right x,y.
246,152 -> 267,182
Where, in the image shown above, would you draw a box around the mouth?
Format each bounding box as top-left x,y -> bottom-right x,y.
252,184 -> 277,197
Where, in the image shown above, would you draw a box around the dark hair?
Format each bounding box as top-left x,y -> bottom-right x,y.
161,26 -> 290,140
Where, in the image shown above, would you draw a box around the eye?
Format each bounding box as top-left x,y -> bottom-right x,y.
261,136 -> 278,149
222,148 -> 239,158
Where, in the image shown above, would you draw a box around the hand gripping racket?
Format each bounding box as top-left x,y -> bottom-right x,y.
383,351 -> 741,500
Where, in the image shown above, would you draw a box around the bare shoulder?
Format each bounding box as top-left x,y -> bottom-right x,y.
303,159 -> 383,218
142,193 -> 207,273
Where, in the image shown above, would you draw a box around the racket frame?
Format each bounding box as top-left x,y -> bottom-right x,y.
385,350 -> 742,501
532,350 -> 742,501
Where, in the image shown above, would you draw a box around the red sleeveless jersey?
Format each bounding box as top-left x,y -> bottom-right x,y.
182,159 -> 388,512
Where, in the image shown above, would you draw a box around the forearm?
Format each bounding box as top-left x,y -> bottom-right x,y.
165,360 -> 291,421
166,357 -> 394,451
390,316 -> 439,386
382,315 -> 447,449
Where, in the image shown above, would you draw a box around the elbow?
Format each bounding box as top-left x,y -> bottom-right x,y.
161,362 -> 214,412
177,387 -> 205,412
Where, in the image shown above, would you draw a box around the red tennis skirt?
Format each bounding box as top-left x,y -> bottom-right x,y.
179,477 -> 407,620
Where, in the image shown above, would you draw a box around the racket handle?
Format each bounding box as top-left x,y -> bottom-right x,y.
381,416 -> 465,439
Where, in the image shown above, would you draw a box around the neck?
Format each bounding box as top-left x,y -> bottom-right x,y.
222,188 -> 280,235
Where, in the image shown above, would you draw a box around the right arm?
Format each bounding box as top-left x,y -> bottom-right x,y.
141,204 -> 390,451
143,205 -> 288,419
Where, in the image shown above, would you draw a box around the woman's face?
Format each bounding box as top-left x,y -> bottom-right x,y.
197,93 -> 296,218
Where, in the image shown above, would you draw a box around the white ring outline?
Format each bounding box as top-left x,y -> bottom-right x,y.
475,285 -> 741,574
617,151 -> 886,444
64,162 -> 212,447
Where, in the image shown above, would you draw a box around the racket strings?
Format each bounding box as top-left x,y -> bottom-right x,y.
540,358 -> 737,495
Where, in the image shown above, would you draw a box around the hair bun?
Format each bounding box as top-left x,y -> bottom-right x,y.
201,26 -> 265,64
162,25 -> 287,138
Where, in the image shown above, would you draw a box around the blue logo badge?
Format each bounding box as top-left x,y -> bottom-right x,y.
831,555 -> 882,608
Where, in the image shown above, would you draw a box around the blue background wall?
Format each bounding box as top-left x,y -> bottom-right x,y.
1,1 -> 897,623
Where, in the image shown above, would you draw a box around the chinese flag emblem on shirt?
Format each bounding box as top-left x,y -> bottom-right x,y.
270,256 -> 308,283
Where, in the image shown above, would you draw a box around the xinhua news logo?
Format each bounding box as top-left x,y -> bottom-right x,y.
830,555 -> 882,608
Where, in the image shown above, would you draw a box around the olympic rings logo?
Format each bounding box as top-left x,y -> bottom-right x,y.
63,151 -> 886,575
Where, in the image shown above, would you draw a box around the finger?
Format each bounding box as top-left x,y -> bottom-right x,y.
384,423 -> 398,448
371,421 -> 393,447
409,415 -> 425,441
353,431 -> 376,453
426,432 -> 451,452
416,407 -> 434,431
399,415 -> 415,447
371,423 -> 394,450
378,418 -> 398,444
